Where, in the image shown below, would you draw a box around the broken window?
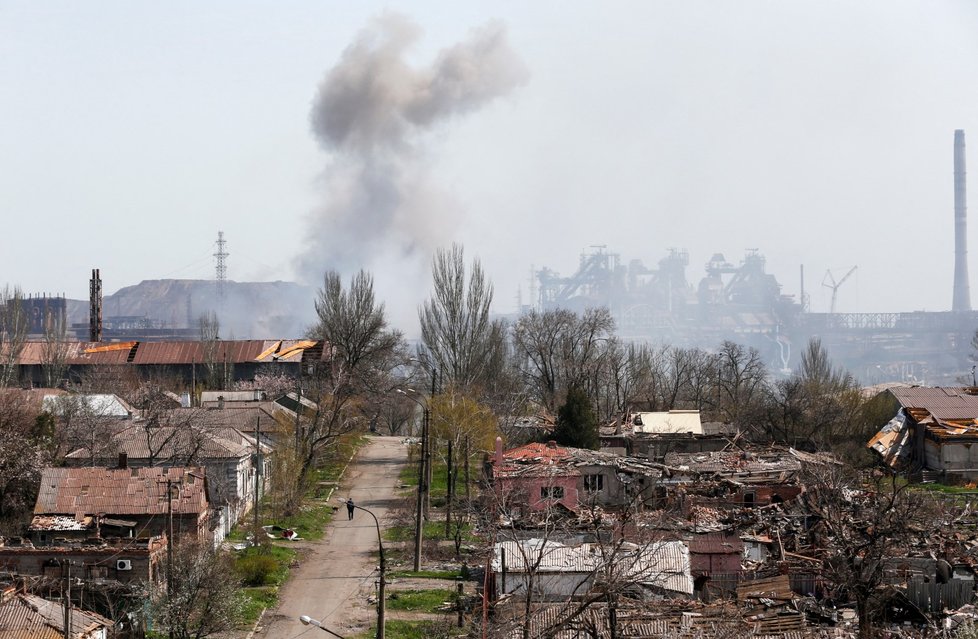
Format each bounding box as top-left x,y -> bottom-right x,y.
541,486 -> 565,499
584,474 -> 604,492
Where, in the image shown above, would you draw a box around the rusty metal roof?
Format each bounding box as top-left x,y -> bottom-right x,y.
688,533 -> 744,555
11,339 -> 324,366
35,466 -> 208,516
0,594 -> 112,639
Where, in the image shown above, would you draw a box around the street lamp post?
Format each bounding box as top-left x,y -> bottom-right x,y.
298,615 -> 345,639
335,499 -> 386,639
397,388 -> 427,572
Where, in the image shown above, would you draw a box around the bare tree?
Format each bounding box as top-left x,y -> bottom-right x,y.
40,304 -> 70,388
713,340 -> 767,426
512,307 -> 615,414
271,270 -> 405,515
0,287 -> 28,388
801,464 -> 939,639
419,244 -> 506,393
152,540 -> 244,639
0,391 -> 43,530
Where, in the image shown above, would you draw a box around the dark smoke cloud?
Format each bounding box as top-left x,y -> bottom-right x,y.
296,14 -> 527,281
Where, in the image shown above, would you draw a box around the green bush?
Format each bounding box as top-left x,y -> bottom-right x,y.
237,554 -> 280,587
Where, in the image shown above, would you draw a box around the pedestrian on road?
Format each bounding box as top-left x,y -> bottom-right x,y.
346,498 -> 355,520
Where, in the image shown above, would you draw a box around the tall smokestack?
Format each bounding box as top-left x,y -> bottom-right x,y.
953,130 -> 971,312
89,268 -> 102,342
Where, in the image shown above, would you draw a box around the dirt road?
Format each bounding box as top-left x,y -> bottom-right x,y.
258,436 -> 408,639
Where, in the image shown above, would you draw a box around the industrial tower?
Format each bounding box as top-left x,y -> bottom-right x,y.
214,231 -> 229,299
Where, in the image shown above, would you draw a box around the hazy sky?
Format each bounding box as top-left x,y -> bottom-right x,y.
2,1 -> 978,330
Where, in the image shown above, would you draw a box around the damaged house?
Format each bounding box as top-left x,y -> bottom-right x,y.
868,386 -> 978,482
488,439 -> 664,518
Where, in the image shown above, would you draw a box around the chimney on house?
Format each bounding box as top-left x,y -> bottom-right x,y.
546,440 -> 558,449
494,436 -> 503,466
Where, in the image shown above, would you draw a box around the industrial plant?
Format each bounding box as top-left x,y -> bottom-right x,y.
529,131 -> 978,384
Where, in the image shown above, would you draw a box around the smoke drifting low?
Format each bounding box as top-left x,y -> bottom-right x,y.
295,14 -> 527,283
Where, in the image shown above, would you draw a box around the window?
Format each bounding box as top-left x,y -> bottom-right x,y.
540,486 -> 565,499
584,474 -> 604,492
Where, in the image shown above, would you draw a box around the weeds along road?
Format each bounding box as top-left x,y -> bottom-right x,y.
258,435 -> 408,639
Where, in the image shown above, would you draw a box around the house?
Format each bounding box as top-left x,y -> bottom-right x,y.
0,535 -> 165,585
31,467 -> 210,544
489,440 -> 663,516
0,592 -> 113,639
491,538 -> 694,601
661,449 -> 806,506
62,411 -> 272,541
601,412 -> 734,460
867,386 -> 978,481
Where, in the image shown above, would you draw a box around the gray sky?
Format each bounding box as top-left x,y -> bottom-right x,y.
3,1 -> 978,330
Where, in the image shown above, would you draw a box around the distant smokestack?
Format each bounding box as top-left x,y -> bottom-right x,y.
953,130 -> 971,312
89,268 -> 102,342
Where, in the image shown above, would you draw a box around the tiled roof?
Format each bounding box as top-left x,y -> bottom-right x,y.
35,467 -> 208,516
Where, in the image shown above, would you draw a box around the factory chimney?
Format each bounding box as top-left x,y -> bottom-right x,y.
89,268 -> 103,342
953,130 -> 971,312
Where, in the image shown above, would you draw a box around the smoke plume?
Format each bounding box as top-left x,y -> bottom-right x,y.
296,14 -> 527,282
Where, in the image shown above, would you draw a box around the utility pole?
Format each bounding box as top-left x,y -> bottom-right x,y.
413,406 -> 426,572
254,416 -> 262,536
167,478 -> 176,639
62,560 -> 71,639
445,436 -> 453,539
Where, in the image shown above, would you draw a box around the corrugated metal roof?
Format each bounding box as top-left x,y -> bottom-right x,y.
688,533 -> 744,555
889,386 -> 978,420
42,394 -> 134,418
493,539 -> 693,595
0,594 -> 112,639
35,466 -> 208,516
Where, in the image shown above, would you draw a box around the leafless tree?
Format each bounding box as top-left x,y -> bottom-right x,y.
511,307 -> 615,414
713,340 -> 767,426
801,463 -> 940,639
271,270 -> 406,515
50,395 -> 121,465
0,391 -> 43,530
419,244 -> 506,393
40,305 -> 70,388
759,338 -> 864,449
152,540 -> 244,639
0,286 -> 29,388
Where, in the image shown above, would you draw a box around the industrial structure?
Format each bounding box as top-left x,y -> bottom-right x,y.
531,131 -> 978,384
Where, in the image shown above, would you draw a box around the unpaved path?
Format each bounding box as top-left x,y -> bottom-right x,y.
257,436 -> 408,639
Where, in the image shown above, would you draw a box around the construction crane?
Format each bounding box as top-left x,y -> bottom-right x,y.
822,266 -> 857,314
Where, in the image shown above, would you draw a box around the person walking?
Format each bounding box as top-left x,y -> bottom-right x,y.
346,498 -> 355,520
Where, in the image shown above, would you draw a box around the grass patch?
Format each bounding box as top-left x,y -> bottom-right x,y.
386,588 -> 456,613
235,544 -> 295,586
239,586 -> 278,625
384,520 -> 477,543
354,620 -> 449,639
917,483 -> 978,495
389,569 -> 462,580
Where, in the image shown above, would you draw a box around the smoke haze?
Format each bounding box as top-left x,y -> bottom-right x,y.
296,14 -> 527,286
